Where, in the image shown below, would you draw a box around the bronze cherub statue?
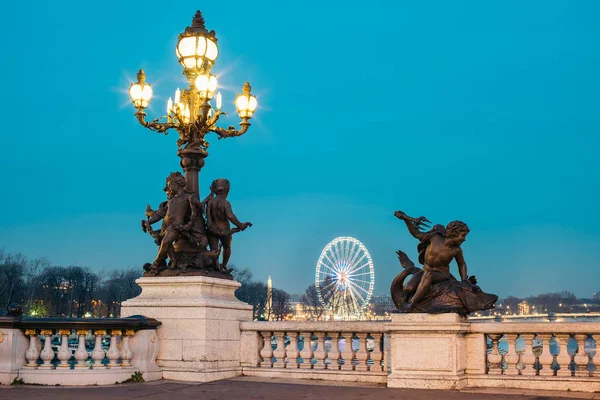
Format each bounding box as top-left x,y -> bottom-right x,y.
202,178 -> 252,273
142,172 -> 210,275
390,210 -> 498,316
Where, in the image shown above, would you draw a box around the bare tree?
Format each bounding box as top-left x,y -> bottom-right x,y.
300,284 -> 326,320
24,257 -> 49,313
98,269 -> 142,317
271,288 -> 291,321
231,267 -> 270,320
0,252 -> 28,307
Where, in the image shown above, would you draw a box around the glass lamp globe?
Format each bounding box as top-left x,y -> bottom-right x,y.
129,70 -> 153,109
235,82 -> 258,118
176,11 -> 219,74
194,74 -> 218,99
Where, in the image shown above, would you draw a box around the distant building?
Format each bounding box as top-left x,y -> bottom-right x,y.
518,300 -> 530,315
369,294 -> 395,316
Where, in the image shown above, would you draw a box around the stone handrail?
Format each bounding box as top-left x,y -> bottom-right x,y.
240,321 -> 388,383
0,315 -> 162,385
465,321 -> 600,392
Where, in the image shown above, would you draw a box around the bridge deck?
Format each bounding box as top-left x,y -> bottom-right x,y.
0,376 -> 594,400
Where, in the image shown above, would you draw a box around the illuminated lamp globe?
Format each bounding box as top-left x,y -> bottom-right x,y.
235,82 -> 258,118
176,11 -> 219,74
129,70 -> 153,109
195,74 -> 218,99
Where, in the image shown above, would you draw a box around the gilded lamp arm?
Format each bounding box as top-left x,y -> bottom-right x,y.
210,118 -> 251,140
135,111 -> 179,135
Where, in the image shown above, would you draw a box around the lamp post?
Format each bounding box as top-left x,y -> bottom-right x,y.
127,10 -> 257,275
128,10 -> 257,198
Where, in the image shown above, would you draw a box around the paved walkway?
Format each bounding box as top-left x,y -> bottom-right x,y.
1,377 -> 596,400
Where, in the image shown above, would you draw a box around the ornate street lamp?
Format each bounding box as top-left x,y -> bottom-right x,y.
128,10 -> 257,277
128,10 -> 257,198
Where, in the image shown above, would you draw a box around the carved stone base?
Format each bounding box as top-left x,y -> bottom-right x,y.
142,269 -> 233,280
384,313 -> 470,389
120,277 -> 252,382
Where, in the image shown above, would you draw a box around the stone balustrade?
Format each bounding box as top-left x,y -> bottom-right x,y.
0,315 -> 162,385
240,321 -> 388,383
467,321 -> 600,392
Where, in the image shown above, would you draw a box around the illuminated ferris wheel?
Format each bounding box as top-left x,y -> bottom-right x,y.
315,237 -> 375,318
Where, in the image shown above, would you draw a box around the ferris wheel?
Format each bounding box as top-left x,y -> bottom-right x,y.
315,237 -> 375,318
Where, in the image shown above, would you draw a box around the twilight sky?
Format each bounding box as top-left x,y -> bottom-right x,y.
1,1 -> 599,298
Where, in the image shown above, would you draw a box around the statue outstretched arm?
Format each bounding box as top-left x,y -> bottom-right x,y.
226,203 -> 251,231
394,211 -> 430,240
455,248 -> 468,281
143,201 -> 167,232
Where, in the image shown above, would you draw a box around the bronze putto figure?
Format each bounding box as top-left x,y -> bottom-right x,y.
142,173 -> 251,277
390,210 -> 498,315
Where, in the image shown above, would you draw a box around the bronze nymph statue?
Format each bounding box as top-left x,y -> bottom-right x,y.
390,210 -> 498,316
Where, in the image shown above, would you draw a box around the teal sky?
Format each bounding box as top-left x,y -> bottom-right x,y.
1,1 -> 599,298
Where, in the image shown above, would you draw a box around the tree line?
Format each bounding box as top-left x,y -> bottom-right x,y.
0,250 -> 141,317
500,290 -> 600,314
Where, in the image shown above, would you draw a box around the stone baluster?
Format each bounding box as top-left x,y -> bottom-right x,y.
299,332 -> 314,369
312,332 -> 327,369
520,333 -> 537,376
328,332 -> 341,370
39,329 -> 56,369
369,334 -> 383,372
503,334 -> 520,375
24,329 -> 40,368
285,332 -> 300,368
259,331 -> 274,368
354,333 -> 369,372
340,333 -> 354,370
573,334 -> 589,377
272,331 -> 286,368
56,329 -> 72,369
538,333 -> 555,376
92,329 -> 106,369
106,330 -> 122,368
487,334 -> 503,375
74,329 -> 90,369
555,333 -> 573,377
120,330 -> 134,367
592,334 -> 600,377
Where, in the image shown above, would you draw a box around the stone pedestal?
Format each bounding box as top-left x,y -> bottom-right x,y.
384,313 -> 469,390
121,276 -> 252,382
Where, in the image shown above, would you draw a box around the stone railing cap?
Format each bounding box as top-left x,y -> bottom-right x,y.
0,314 -> 161,330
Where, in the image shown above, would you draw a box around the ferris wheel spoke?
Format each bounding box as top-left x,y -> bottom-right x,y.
348,248 -> 363,268
346,279 -> 371,297
346,279 -> 367,303
346,285 -> 363,313
345,239 -> 353,261
346,240 -> 356,262
323,251 -> 338,268
349,253 -> 368,271
321,278 -> 338,292
321,256 -> 337,272
319,262 -> 338,276
320,284 -> 339,300
339,240 -> 346,261
346,271 -> 372,278
334,242 -> 344,264
347,260 -> 371,276
347,290 -> 365,314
